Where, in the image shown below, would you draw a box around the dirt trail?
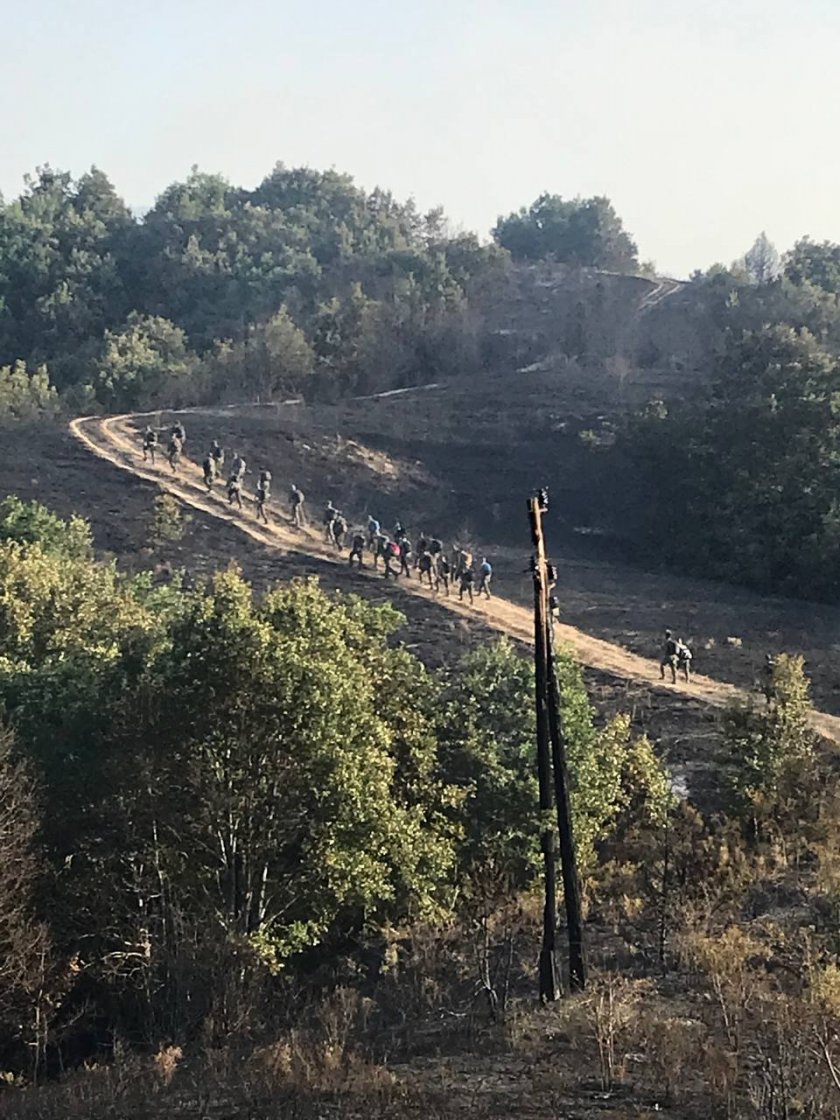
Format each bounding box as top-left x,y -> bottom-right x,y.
70,413 -> 840,744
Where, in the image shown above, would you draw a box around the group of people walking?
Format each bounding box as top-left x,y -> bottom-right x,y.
140,424 -> 494,605
324,510 -> 493,602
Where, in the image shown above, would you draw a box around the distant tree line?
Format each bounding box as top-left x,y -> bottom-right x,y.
0,166 -> 646,417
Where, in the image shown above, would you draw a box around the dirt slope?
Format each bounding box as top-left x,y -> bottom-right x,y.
70,412 -> 840,745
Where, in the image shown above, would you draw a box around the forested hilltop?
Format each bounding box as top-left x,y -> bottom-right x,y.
0,165 -> 641,414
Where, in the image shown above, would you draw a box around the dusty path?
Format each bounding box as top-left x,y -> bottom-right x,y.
70,413 -> 840,744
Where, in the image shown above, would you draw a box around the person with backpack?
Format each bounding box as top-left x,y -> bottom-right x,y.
436,554 -> 451,596
384,537 -> 400,580
323,501 -> 338,544
398,534 -> 412,578
228,474 -> 243,510
415,533 -> 428,569
255,470 -> 271,524
289,484 -> 305,527
372,532 -> 388,570
210,440 -> 225,472
202,454 -> 217,492
478,557 -> 493,599
142,426 -> 158,464
676,639 -> 692,683
417,548 -> 434,588
348,530 -> 366,570
167,433 -> 182,473
172,420 -> 186,447
367,516 -> 381,551
230,453 -> 247,481
459,565 -> 474,604
332,512 -> 347,551
660,629 -> 679,683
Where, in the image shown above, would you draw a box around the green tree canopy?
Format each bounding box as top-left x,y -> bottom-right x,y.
493,194 -> 638,271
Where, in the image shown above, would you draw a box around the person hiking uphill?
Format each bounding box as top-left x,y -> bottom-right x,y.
383,537 -> 400,580
436,554 -> 451,597
417,548 -> 434,588
171,421 -> 186,448
142,426 -> 158,464
478,557 -> 493,599
227,473 -> 243,510
660,630 -> 679,684
398,534 -> 412,578
348,530 -> 366,570
210,440 -> 225,472
323,501 -> 338,545
676,638 -> 692,683
255,470 -> 271,524
202,453 -> 217,492
459,565 -> 475,605
289,484 -> 305,527
167,433 -> 182,473
230,453 -> 247,482
367,516 -> 381,551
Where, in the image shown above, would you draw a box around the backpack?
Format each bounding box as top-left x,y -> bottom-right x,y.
388,541 -> 400,557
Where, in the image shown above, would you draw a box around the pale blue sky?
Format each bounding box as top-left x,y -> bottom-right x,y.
3,0 -> 839,276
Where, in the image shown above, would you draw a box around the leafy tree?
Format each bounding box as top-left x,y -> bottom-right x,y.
493,194 -> 638,271
785,237 -> 840,294
0,495 -> 92,558
744,232 -> 781,285
208,305 -> 315,401
0,360 -> 58,420
723,654 -> 818,833
625,326 -> 840,598
91,312 -> 198,409
440,638 -> 669,896
0,725 -> 52,1071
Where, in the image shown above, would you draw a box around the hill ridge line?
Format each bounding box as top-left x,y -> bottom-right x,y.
69,413 -> 840,745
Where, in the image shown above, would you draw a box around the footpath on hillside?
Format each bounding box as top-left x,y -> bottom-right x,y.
70,412 -> 840,745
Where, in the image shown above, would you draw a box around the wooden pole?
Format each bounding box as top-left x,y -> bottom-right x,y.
528,495 -> 559,1003
530,490 -> 587,994
546,614 -> 588,991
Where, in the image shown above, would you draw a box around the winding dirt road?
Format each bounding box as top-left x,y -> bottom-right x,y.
70,412 -> 840,744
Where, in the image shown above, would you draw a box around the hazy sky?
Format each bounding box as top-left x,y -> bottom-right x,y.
3,0 -> 839,276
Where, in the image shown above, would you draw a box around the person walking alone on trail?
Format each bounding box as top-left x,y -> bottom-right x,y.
142,426 -> 158,464
202,454 -> 217,492
228,474 -> 243,510
459,565 -> 474,605
417,548 -> 434,588
384,538 -> 400,580
348,530 -> 366,570
660,629 -> 679,684
289,484 -> 305,527
398,535 -> 412,578
478,557 -> 493,599
436,554 -> 451,596
167,433 -> 182,473
367,516 -> 381,551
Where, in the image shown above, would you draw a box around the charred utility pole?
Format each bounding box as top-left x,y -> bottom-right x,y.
528,488 -> 559,1003
528,489 -> 587,995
